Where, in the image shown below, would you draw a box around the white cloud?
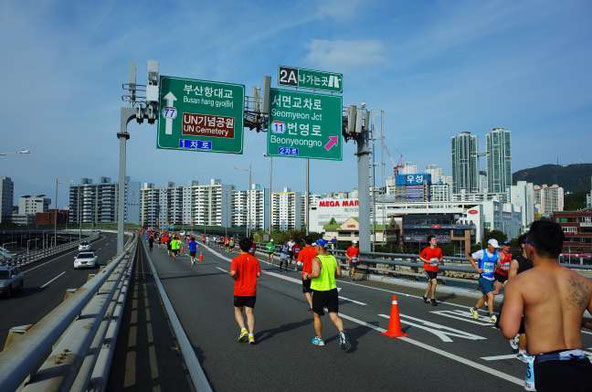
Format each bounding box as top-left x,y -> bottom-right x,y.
305,39 -> 384,70
317,0 -> 365,21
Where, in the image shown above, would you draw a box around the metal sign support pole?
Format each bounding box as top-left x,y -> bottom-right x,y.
356,126 -> 372,253
116,108 -> 136,255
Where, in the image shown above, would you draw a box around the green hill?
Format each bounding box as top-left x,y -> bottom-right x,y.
513,164 -> 592,193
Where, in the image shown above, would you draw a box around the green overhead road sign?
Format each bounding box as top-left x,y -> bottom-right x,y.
278,66 -> 343,93
157,76 -> 245,154
267,88 -> 343,161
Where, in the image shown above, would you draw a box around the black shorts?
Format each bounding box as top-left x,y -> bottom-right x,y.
234,296 -> 256,308
534,357 -> 592,391
494,273 -> 508,283
190,251 -> 196,257
425,271 -> 438,281
172,249 -> 179,254
312,288 -> 339,315
302,278 -> 312,293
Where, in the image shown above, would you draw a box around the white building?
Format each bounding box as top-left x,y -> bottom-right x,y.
534,184 -> 564,217
140,179 -> 232,228
425,164 -> 444,184
301,193 -> 321,230
511,181 -> 535,230
70,177 -> 140,226
0,177 -> 14,224
481,200 -> 522,240
430,184 -> 452,202
18,195 -> 50,215
400,162 -> 418,175
231,184 -> 270,231
271,188 -> 302,231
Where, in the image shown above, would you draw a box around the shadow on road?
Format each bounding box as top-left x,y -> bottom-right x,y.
256,318 -> 312,344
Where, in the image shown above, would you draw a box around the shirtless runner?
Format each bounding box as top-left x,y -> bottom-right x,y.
500,220 -> 592,392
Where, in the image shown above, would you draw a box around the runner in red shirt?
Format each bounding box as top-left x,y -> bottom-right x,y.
493,240 -> 512,295
346,240 -> 360,279
230,237 -> 261,344
419,235 -> 443,306
298,237 -> 317,311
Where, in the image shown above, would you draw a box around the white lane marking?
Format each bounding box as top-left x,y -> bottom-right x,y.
431,309 -> 494,326
40,271 -> 66,288
582,329 -> 592,336
379,313 -> 487,342
339,313 -> 522,386
215,267 -> 228,274
481,354 -> 519,361
338,296 -> 367,306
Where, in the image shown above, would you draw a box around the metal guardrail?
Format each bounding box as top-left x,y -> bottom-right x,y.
0,233 -> 100,268
249,241 -> 592,282
0,235 -> 137,392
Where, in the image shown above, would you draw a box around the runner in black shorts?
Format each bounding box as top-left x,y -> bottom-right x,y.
234,296 -> 256,308
312,288 -> 339,315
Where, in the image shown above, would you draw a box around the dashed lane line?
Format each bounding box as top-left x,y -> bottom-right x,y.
39,271 -> 66,288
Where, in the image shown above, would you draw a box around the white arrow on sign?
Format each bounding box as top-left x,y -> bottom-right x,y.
163,92 -> 177,135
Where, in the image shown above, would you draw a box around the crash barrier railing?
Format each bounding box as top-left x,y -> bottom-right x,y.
0,232 -> 100,268
248,242 -> 592,282
0,235 -> 137,392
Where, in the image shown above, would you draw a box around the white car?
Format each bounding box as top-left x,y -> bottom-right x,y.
78,241 -> 92,251
74,252 -> 98,269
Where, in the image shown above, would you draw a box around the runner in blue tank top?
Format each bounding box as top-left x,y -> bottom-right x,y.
469,239 -> 500,322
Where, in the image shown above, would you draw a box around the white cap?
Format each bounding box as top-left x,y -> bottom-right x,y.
352,240 -> 358,244
487,239 -> 500,248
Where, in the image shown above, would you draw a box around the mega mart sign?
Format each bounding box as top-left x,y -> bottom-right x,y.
157,76 -> 245,154
266,88 -> 343,161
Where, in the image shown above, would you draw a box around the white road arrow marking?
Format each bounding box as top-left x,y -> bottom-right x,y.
163,92 -> 177,135
431,309 -> 493,326
379,313 -> 487,343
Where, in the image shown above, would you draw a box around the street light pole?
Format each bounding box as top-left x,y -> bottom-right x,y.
54,177 -> 58,248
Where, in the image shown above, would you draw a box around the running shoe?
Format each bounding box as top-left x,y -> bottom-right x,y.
509,335 -> 520,351
423,296 -> 429,304
338,331 -> 352,352
311,336 -> 325,346
237,328 -> 248,343
430,299 -> 438,306
470,307 -> 479,320
490,314 -> 497,323
248,335 -> 255,345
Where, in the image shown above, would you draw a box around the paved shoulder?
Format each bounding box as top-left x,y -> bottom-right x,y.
109,243 -> 193,391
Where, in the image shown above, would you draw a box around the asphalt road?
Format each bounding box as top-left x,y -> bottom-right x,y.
0,233 -> 118,350
140,241 -> 592,392
109,239 -> 193,391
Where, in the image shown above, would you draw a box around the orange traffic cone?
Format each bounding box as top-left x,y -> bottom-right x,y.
381,295 -> 408,338
198,252 -> 204,263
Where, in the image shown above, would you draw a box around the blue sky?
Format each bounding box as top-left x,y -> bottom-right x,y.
1,0 -> 591,207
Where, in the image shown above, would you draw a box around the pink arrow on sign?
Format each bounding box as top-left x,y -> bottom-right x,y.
324,136 -> 339,151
